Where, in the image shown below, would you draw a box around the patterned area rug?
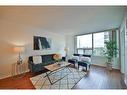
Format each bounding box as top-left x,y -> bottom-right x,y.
30,67 -> 86,89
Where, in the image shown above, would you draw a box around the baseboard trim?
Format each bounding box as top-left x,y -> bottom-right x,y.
124,75 -> 127,87
121,74 -> 127,88
91,64 -> 120,71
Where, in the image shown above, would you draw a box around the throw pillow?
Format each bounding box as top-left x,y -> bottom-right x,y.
33,56 -> 42,64
80,56 -> 91,63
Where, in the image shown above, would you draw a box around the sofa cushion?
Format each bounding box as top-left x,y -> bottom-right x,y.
33,55 -> 42,64
42,54 -> 54,63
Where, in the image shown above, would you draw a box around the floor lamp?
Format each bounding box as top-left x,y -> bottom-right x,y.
64,47 -> 69,61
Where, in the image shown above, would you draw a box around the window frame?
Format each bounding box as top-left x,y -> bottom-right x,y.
76,31 -> 111,56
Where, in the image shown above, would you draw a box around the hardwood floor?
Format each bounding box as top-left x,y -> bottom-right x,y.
0,70 -> 47,89
74,65 -> 126,89
0,65 -> 126,89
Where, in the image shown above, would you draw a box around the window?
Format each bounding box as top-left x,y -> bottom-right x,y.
76,31 -> 110,56
77,34 -> 92,55
77,34 -> 92,48
77,49 -> 84,54
93,32 -> 109,56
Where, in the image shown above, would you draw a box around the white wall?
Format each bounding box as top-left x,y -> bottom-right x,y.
0,19 -> 66,79
120,27 -> 125,73
65,35 -> 75,59
91,56 -> 107,67
120,10 -> 127,86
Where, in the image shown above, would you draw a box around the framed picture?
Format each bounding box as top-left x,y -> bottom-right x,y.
33,36 -> 51,50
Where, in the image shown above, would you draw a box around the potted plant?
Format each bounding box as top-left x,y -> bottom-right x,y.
103,40 -> 118,70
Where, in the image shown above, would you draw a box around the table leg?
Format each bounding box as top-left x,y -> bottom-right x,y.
66,66 -> 72,73
45,72 -> 53,85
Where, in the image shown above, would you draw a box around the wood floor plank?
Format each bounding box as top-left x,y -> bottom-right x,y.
74,65 -> 127,89
0,65 -> 126,89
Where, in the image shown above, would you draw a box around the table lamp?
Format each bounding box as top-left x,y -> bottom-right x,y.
14,46 -> 24,65
64,47 -> 69,61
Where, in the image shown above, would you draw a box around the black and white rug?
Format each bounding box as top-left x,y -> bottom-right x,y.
30,67 -> 86,89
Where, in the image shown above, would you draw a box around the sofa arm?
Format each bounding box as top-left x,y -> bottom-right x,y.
28,60 -> 46,73
28,60 -> 34,65
28,60 -> 34,71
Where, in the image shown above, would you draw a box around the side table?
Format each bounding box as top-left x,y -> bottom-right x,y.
12,62 -> 25,78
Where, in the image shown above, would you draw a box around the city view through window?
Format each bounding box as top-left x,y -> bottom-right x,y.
76,32 -> 109,56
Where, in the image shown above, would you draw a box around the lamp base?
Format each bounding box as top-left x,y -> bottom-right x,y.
17,59 -> 23,65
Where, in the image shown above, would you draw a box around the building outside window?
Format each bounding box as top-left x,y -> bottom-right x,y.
76,31 -> 110,56
77,34 -> 92,55
93,32 -> 109,56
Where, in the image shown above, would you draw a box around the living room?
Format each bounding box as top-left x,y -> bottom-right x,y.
0,6 -> 127,90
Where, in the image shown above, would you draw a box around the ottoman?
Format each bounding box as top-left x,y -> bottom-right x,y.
78,61 -> 90,71
68,59 -> 77,67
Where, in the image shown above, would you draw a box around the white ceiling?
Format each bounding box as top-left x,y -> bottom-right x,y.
0,6 -> 126,35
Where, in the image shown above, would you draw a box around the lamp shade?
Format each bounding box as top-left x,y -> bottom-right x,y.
14,46 -> 24,53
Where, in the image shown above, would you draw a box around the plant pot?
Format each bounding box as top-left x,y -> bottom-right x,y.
106,62 -> 112,71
